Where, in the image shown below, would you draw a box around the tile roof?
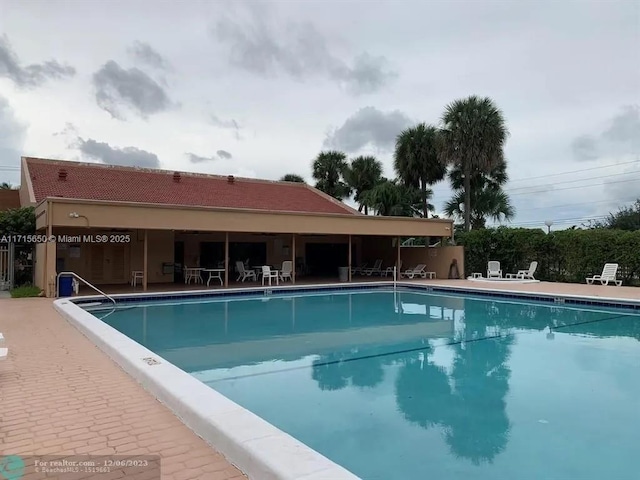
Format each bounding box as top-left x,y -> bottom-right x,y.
25,158 -> 358,215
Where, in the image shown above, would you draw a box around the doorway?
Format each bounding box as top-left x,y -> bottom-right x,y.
305,243 -> 348,276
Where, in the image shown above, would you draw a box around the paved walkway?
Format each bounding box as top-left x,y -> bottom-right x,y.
0,298 -> 246,480
420,278 -> 640,299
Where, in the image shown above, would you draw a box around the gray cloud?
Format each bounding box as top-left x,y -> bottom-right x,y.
571,135 -> 598,161
128,41 -> 171,71
186,153 -> 215,163
210,113 -> 242,140
186,150 -> 233,163
216,149 -> 232,159
0,95 -> 26,183
212,6 -> 396,95
602,105 -> 640,149
571,105 -> 640,161
92,60 -> 172,120
77,138 -> 160,168
0,35 -> 75,88
324,107 -> 413,152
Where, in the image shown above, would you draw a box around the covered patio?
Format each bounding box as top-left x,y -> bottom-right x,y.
35,199 -> 459,297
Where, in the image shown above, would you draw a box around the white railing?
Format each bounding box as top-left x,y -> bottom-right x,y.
56,271 -> 116,305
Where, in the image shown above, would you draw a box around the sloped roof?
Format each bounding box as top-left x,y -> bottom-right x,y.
24,157 -> 358,215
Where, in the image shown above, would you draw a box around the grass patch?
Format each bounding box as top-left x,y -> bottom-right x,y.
10,285 -> 42,298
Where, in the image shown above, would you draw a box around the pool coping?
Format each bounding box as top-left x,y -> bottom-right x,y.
53,281 -> 640,480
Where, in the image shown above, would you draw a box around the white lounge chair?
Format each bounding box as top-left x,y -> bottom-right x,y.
262,265 -> 279,286
280,261 -> 293,282
487,261 -> 502,278
236,261 -> 257,282
0,347 -> 7,361
382,260 -> 402,277
402,264 -> 435,279
351,263 -> 367,276
586,263 -> 622,286
506,261 -> 538,280
363,259 -> 383,276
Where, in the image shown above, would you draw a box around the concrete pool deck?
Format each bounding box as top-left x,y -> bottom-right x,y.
0,298 -> 246,480
0,280 -> 637,479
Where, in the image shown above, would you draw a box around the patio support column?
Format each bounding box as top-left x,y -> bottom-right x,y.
396,236 -> 401,278
348,235 -> 352,282
225,232 -> 229,287
143,229 -> 148,291
292,234 -> 296,284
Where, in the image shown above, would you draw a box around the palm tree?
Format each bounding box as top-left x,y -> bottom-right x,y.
361,179 -> 427,217
312,150 -> 351,200
343,156 -> 383,214
0,182 -> 13,189
445,159 -> 515,228
444,187 -> 515,229
440,96 -> 509,231
280,173 -> 305,183
394,123 -> 447,218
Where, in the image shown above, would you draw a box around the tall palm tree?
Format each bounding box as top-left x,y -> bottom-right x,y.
394,123 -> 447,218
0,182 -> 13,189
312,150 -> 351,200
440,96 -> 509,231
280,173 -> 305,183
343,156 -> 383,214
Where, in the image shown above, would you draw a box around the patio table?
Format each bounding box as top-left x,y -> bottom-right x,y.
203,268 -> 225,286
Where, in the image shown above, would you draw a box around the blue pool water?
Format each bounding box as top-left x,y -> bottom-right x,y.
95,289 -> 640,480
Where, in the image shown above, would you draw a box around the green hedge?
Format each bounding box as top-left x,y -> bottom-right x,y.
456,228 -> 640,285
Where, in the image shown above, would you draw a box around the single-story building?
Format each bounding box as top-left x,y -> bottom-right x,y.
18,157 -> 463,297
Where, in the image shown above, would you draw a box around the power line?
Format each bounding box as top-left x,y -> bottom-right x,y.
500,215 -> 609,227
507,177 -> 640,197
505,170 -> 637,192
507,159 -> 640,183
515,198 -> 636,213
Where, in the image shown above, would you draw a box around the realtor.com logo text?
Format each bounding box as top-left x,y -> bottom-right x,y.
0,234 -> 131,244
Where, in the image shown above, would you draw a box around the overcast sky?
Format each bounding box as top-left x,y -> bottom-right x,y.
0,0 -> 638,228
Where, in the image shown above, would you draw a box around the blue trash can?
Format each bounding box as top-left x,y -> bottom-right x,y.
59,275 -> 74,297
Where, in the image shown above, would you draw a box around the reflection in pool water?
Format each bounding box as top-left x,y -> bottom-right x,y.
100,290 -> 640,480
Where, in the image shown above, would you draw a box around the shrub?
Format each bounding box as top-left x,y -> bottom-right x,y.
457,227 -> 640,285
10,285 -> 42,298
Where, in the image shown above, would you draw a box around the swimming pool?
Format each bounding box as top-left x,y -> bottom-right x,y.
86,288 -> 640,480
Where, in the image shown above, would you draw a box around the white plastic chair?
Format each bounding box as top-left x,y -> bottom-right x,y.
262,266 -> 279,286
131,270 -> 143,286
586,263 -> 622,286
236,261 -> 257,282
506,261 -> 538,280
487,261 -> 502,278
280,261 -> 293,282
